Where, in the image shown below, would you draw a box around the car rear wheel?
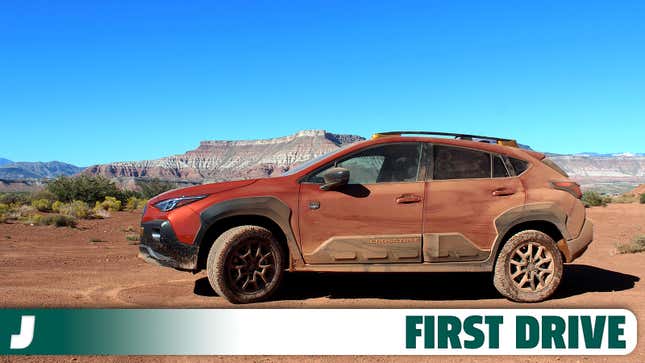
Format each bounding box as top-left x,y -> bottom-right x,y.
493,230 -> 563,302
206,225 -> 284,304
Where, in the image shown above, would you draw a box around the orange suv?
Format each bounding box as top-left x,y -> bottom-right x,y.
139,131 -> 593,304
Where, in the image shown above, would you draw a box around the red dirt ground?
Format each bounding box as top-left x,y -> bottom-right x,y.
1,204 -> 644,362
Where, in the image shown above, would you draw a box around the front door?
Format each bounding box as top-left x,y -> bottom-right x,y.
298,142 -> 425,264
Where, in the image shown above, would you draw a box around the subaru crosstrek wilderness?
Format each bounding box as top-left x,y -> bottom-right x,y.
139,131 -> 593,304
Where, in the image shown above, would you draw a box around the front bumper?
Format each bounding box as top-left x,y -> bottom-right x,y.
138,220 -> 198,271
563,218 -> 593,262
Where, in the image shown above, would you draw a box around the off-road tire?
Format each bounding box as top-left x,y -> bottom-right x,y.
206,225 -> 284,304
493,230 -> 563,302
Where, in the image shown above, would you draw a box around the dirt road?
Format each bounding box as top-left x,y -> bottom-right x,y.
1,204 -> 644,362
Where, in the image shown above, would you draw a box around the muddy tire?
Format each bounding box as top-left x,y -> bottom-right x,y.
206,225 -> 284,304
493,230 -> 563,302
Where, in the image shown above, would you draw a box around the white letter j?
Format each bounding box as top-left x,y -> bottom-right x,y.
10,315 -> 35,349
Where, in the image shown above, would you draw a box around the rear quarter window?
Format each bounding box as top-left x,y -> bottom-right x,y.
509,157 -> 530,175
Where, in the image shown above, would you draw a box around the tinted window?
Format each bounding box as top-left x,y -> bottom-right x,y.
309,143 -> 421,184
509,157 -> 529,175
493,155 -> 509,178
434,146 -> 491,180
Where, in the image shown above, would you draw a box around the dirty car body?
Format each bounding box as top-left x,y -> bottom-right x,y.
139,132 -> 593,303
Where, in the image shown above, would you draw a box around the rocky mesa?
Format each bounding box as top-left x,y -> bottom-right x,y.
84,130 -> 365,182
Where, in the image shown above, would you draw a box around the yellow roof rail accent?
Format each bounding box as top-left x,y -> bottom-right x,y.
497,139 -> 518,147
371,133 -> 399,139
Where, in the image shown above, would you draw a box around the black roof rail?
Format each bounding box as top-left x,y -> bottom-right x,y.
372,131 -> 518,147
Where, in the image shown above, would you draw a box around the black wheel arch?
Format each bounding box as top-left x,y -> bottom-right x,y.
490,203 -> 570,264
194,196 -> 304,270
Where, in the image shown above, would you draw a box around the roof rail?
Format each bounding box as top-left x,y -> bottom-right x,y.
372,131 -> 518,147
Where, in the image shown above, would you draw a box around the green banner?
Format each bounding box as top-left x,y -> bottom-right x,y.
0,309 -> 637,355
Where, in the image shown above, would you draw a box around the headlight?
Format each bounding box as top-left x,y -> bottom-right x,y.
153,195 -> 208,212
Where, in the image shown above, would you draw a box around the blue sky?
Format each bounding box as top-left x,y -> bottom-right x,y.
1,0 -> 644,166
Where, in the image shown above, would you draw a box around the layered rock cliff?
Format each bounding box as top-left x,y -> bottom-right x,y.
84,130 -> 365,182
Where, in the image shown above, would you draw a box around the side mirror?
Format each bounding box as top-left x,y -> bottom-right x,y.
320,167 -> 350,191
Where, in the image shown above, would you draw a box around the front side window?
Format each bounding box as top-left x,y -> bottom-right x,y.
433,145 -> 491,180
307,143 -> 421,184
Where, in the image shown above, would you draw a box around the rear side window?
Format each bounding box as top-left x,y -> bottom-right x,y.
434,145 -> 491,180
509,157 -> 530,175
493,155 -> 509,178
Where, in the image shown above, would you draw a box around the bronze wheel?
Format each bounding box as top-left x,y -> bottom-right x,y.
493,230 -> 563,302
225,238 -> 277,295
207,225 -> 284,304
508,241 -> 556,292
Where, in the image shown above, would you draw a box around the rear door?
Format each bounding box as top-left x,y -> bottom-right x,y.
298,142 -> 426,264
422,144 -> 525,262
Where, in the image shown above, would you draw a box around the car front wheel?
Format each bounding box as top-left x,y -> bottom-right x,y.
206,225 -> 284,304
493,230 -> 564,302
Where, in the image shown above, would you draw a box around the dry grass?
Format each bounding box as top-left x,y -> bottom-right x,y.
612,194 -> 638,204
616,235 -> 645,254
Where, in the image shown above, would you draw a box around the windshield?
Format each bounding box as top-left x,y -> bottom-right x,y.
281,143 -> 358,176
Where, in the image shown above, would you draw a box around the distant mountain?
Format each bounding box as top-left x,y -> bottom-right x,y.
0,161 -> 83,180
5,131 -> 643,195
83,129 -> 645,194
547,154 -> 645,178
84,130 -> 365,182
0,158 -> 12,166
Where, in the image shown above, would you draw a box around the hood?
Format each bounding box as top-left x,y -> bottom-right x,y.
148,179 -> 259,204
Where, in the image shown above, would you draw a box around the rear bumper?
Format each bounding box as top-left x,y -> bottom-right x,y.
564,218 -> 593,262
137,220 -> 198,271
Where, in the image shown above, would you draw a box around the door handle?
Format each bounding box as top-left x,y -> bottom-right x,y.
396,194 -> 423,204
492,188 -> 515,196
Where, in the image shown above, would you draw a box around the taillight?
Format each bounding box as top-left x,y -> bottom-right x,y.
551,180 -> 582,199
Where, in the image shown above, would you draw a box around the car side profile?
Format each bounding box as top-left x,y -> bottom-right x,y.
139,131 -> 593,304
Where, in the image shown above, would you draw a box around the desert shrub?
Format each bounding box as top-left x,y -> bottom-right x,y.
612,194 -> 637,204
17,208 -> 82,227
31,198 -> 53,212
137,178 -> 176,199
92,208 -> 111,219
641,194 -> 645,204
94,196 -> 122,212
0,203 -> 22,223
52,215 -> 77,227
14,205 -> 36,219
28,214 -> 77,227
581,191 -> 610,207
0,204 -> 32,222
125,196 -> 148,211
47,175 -> 123,205
58,200 -> 92,219
0,192 -> 30,205
51,200 -> 64,213
617,235 -> 645,254
30,189 -> 57,202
